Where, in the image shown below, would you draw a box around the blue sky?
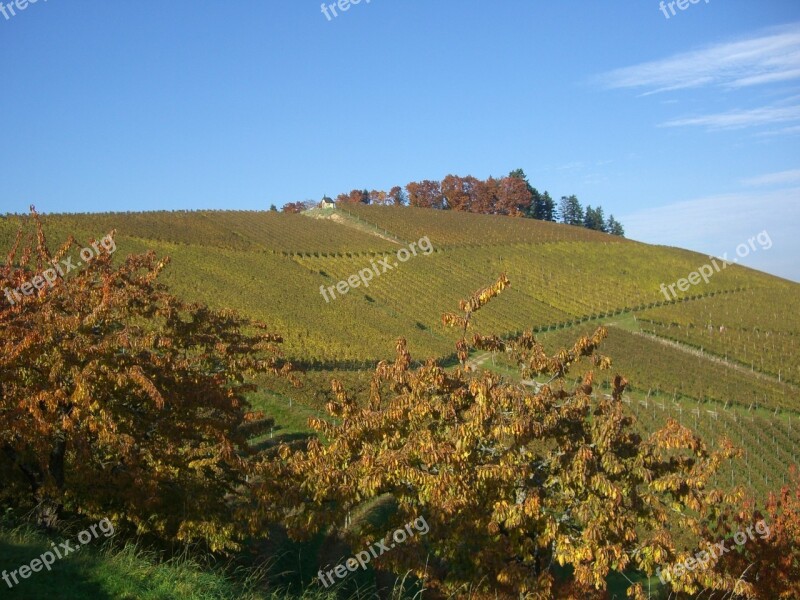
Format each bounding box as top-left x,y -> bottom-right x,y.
1,1 -> 798,280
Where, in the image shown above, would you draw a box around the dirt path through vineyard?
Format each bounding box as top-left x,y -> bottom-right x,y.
631,329 -> 799,392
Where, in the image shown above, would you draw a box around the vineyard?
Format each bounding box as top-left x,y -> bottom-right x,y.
1,206 -> 794,372
2,204 -> 799,595
625,397 -> 800,500
513,322 -> 799,500
536,326 -> 797,411
2,207 -> 797,420
340,203 -> 622,246
636,287 -> 800,384
0,210 -> 398,254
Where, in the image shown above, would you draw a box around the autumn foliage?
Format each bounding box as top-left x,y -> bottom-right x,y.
281,201 -> 306,213
0,208 -> 295,550
3,211 -> 792,598
706,465 -> 800,599
336,174 -> 533,217
335,188 -> 407,207
405,175 -> 532,216
268,275 -> 744,598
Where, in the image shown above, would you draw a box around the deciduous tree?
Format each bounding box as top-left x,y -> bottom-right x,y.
406,180 -> 444,209
282,202 -> 305,213
495,175 -> 532,216
335,189 -> 369,205
368,189 -> 389,205
711,466 -> 800,599
441,174 -> 478,212
273,275 -> 739,598
389,186 -> 407,206
0,208 -> 296,551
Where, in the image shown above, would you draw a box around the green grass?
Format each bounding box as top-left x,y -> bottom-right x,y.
0,523 -> 290,600
0,520 -> 433,600
249,387 -> 319,436
0,519 -> 668,600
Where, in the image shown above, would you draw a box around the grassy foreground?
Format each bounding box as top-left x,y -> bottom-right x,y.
0,519 -> 342,600
0,521 -> 664,599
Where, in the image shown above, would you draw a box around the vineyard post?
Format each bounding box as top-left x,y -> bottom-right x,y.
747,448 -> 751,486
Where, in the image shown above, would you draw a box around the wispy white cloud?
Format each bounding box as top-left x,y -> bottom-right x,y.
730,68 -> 800,88
621,187 -> 800,282
754,123 -> 800,137
595,23 -> 800,94
660,105 -> 800,130
741,169 -> 800,187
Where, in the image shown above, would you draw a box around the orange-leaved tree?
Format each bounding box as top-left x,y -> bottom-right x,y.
269,275 -> 741,599
0,208 -> 296,551
706,465 -> 800,599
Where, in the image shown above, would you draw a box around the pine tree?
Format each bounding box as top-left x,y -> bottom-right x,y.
606,214 -> 625,236
558,194 -> 584,225
540,191 -> 556,221
583,205 -> 596,229
509,169 -> 555,221
584,205 -> 607,231
594,206 -> 606,231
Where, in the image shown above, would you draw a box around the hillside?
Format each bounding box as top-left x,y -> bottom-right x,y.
2,206 -> 798,502
3,207 -> 793,365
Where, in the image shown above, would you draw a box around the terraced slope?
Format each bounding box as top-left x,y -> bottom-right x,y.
1,205 -> 796,388
340,203 -> 618,246
636,288 -> 800,385
3,205 -> 798,500
1,210 -> 397,253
